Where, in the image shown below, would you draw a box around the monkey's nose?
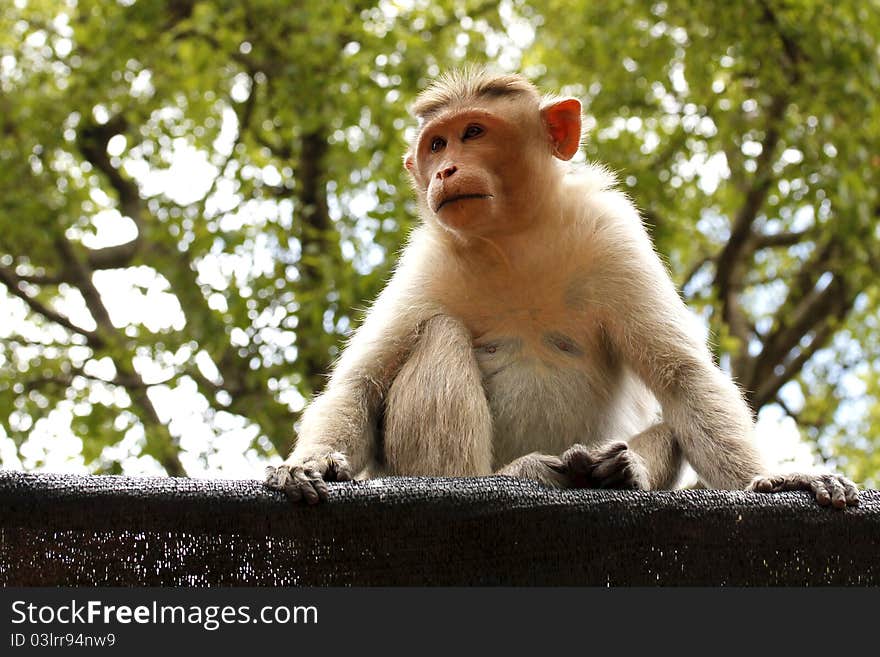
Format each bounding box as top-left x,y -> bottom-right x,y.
437,165 -> 457,180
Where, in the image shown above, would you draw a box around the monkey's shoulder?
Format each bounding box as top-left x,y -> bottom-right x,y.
559,165 -> 653,245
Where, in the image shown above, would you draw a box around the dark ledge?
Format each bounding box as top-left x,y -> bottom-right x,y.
1,470 -> 878,586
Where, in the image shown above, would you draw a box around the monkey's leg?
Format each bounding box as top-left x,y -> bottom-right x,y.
383,314 -> 493,476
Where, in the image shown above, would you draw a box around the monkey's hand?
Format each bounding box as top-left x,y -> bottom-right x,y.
561,441 -> 650,490
265,451 -> 352,504
748,472 -> 859,509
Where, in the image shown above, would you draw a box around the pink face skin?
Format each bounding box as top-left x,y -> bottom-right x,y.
405,96 -> 582,239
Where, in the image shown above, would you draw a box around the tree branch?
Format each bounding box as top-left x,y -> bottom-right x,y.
14,272 -> 64,285
745,259 -> 854,411
52,236 -> 186,477
713,92 -> 788,380
757,0 -> 807,84
85,239 -> 141,270
77,115 -> 144,230
751,321 -> 836,410
23,366 -> 168,394
0,265 -> 104,348
681,254 -> 714,298
715,93 -> 788,300
750,229 -> 811,250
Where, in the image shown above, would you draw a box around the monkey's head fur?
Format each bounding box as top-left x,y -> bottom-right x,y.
404,68 -> 583,240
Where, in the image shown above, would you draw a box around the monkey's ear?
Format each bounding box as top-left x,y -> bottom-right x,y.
541,97 -> 582,161
403,152 -> 415,172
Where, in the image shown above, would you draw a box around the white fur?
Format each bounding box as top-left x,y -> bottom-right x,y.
288,162 -> 766,489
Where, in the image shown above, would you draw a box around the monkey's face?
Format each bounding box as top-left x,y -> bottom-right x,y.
405,99 -> 552,237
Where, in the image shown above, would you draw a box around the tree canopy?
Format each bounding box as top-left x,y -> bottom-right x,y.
1,0 -> 878,483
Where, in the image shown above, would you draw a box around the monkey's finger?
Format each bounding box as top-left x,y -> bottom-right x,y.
608,465 -> 645,490
268,465 -> 304,501
606,469 -> 638,489
325,453 -> 352,482
591,454 -> 625,481
748,476 -> 772,493
561,445 -> 594,480
562,444 -> 592,463
307,469 -> 330,503
594,442 -> 628,459
545,456 -> 567,474
330,460 -> 352,482
842,478 -> 860,506
823,475 -> 847,510
291,467 -> 321,505
282,476 -> 304,503
299,469 -> 327,505
808,478 -> 832,507
755,474 -> 795,492
264,465 -> 287,491
596,461 -> 631,489
278,466 -> 306,503
773,474 -> 799,491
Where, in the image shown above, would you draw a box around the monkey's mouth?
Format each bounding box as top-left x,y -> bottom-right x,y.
436,194 -> 493,212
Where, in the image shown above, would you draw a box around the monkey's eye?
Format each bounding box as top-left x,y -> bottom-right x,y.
430,137 -> 446,153
463,124 -> 484,139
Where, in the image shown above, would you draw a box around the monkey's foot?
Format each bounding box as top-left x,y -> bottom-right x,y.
748,472 -> 859,509
562,441 -> 649,490
265,452 -> 352,504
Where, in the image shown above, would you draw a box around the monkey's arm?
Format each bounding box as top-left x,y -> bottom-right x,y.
266,271 -> 438,503
592,196 -> 857,507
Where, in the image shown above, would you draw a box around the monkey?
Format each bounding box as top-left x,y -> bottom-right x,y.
265,69 -> 859,509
